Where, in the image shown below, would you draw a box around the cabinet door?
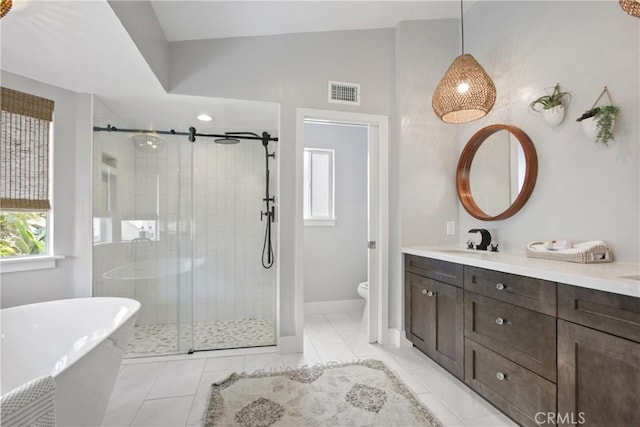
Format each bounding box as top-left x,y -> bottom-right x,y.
405,272 -> 433,352
429,279 -> 464,379
558,320 -> 640,427
405,272 -> 464,379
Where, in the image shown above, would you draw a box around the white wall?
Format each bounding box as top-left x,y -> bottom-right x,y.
303,122 -> 368,302
169,28 -> 393,339
1,71 -> 93,308
391,19 -> 460,330
107,0 -> 170,92
458,1 -> 640,262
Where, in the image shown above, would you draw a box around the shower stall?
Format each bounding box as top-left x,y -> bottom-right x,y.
92,104 -> 278,357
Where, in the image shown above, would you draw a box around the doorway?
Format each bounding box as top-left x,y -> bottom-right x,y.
295,108 -> 389,346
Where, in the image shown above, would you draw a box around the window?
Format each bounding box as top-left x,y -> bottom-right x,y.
303,148 -> 335,226
0,87 -> 54,259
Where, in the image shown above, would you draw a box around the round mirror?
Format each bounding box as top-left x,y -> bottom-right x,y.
457,124 -> 537,221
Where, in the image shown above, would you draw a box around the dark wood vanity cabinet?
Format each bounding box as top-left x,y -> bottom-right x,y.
404,255 -> 464,379
405,254 -> 640,427
557,284 -> 640,427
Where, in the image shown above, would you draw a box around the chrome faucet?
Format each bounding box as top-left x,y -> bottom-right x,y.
468,229 -> 492,251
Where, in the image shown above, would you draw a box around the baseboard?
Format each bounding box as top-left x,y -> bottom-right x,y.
304,299 -> 365,315
387,328 -> 413,348
278,335 -> 303,354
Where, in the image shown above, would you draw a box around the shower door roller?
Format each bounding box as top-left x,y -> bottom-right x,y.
367,241 -> 377,249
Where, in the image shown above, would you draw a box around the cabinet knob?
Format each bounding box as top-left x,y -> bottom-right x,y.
496,317 -> 505,325
427,291 -> 434,297
496,283 -> 505,290
421,289 -> 427,295
496,372 -> 506,381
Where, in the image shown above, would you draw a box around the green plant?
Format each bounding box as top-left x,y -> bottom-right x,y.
594,105 -> 619,146
0,212 -> 47,257
529,83 -> 570,111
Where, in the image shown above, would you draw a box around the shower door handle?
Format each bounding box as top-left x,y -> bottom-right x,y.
367,241 -> 376,249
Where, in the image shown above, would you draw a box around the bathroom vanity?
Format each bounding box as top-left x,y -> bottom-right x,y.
403,247 -> 640,427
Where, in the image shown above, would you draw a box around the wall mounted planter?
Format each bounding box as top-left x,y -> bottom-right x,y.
529,83 -> 570,127
576,87 -> 619,146
543,105 -> 566,127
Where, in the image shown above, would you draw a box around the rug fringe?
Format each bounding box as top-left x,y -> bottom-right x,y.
248,357 -> 381,376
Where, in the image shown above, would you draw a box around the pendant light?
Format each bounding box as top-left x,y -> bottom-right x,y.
619,0 -> 640,17
0,0 -> 12,18
432,0 -> 496,123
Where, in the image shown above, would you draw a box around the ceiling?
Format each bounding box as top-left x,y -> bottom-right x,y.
150,1 -> 462,42
1,0 -> 463,131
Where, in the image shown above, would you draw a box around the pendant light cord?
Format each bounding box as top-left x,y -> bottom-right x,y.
460,0 -> 465,54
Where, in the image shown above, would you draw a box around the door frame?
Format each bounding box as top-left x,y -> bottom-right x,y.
295,108 -> 389,345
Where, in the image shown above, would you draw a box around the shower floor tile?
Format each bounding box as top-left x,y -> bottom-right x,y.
126,319 -> 275,358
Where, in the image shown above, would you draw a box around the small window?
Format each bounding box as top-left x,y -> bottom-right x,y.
303,148 -> 335,226
0,87 -> 54,258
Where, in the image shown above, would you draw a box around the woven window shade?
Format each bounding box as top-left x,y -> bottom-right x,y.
620,0 -> 640,17
432,54 -> 496,124
1,87 -> 54,210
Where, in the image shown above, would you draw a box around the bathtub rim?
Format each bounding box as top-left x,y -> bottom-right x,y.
0,296 -> 141,395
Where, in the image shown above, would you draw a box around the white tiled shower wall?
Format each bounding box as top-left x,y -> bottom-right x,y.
191,139 -> 277,324
92,130 -> 277,332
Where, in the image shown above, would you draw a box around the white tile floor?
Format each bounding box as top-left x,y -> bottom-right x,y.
102,310 -> 517,427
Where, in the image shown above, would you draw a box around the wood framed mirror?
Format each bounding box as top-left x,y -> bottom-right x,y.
457,124 -> 538,221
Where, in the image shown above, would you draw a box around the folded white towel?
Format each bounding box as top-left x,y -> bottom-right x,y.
542,240 -> 573,251
0,376 -> 56,427
528,240 -> 608,254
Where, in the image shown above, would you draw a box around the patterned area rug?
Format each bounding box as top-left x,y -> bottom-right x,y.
204,359 -> 442,427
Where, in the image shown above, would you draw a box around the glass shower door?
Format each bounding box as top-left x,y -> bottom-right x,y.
92,125 -> 194,357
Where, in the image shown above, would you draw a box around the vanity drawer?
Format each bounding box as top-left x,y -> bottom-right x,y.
558,284 -> 640,343
464,266 -> 556,316
405,254 -> 463,287
465,339 -> 556,427
465,292 -> 556,382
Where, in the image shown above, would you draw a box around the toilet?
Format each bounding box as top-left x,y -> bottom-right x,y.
357,281 -> 369,328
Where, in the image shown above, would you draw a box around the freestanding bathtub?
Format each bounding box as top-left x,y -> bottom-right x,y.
0,297 -> 141,426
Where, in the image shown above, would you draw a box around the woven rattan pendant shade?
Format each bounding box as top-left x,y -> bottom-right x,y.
620,0 -> 640,17
432,53 -> 496,123
0,0 -> 11,18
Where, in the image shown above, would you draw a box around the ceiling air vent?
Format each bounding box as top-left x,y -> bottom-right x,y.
328,81 -> 360,106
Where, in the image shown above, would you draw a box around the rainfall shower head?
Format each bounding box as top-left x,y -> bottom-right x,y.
214,136 -> 240,144
131,134 -> 166,152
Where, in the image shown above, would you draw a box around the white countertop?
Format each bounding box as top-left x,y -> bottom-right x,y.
402,246 -> 640,298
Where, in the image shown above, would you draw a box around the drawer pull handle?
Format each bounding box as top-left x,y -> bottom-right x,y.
427,291 -> 434,297
496,317 -> 505,325
496,283 -> 505,290
421,289 -> 427,295
496,372 -> 506,381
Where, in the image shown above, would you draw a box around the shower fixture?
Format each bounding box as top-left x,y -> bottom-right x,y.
207,132 -> 276,268
214,136 -> 241,144
131,134 -> 165,152
94,124 -> 278,269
